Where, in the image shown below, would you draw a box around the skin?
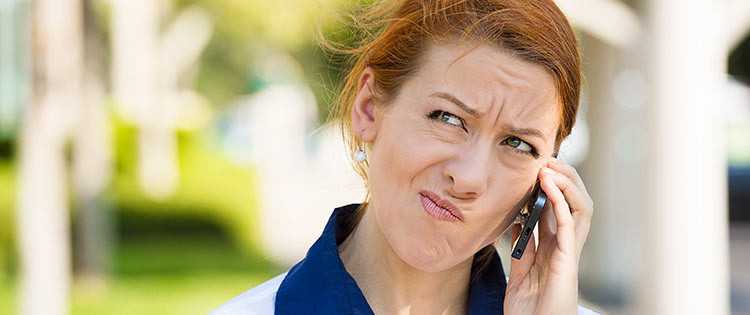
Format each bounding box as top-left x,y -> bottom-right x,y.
340,41 -> 594,315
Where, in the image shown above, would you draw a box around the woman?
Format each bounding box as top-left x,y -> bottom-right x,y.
211,0 -> 597,314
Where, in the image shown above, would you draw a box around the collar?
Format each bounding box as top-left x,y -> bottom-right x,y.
275,203 -> 507,315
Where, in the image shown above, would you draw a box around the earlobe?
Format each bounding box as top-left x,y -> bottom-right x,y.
351,67 -> 378,142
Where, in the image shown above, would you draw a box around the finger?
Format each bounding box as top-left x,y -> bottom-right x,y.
509,223 -> 537,281
541,167 -> 593,221
539,171 -> 575,255
542,166 -> 593,255
536,168 -> 557,240
548,158 -> 592,204
537,199 -> 556,241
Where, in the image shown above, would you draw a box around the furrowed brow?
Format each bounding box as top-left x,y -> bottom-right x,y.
504,125 -> 544,139
430,92 -> 483,118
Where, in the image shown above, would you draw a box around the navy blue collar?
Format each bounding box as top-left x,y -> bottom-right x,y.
275,203 -> 507,315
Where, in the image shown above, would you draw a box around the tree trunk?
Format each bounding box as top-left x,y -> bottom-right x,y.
17,0 -> 82,314
71,0 -> 114,283
111,0 -> 179,199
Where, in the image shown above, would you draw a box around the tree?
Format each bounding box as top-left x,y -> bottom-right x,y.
17,0 -> 82,313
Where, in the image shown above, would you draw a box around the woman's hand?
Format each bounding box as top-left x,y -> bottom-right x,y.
503,158 -> 594,315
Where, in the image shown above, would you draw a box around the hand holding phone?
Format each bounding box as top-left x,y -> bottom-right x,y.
504,158 -> 594,314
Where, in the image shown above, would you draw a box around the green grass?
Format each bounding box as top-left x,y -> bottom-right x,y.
115,235 -> 277,276
0,116 -> 283,314
109,121 -> 263,254
71,272 -> 275,315
0,161 -> 15,282
0,234 -> 285,315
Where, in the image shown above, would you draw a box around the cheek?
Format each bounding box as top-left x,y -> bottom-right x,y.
368,118 -> 446,194
472,168 -> 538,244
497,150 -> 543,174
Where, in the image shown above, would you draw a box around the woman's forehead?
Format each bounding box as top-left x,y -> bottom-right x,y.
404,42 -> 561,140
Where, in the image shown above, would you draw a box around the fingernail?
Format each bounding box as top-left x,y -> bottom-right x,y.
542,167 -> 555,175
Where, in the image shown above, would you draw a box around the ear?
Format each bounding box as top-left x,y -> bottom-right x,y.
351,67 -> 378,142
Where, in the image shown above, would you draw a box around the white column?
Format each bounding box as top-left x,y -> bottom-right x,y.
640,0 -> 729,313
576,33 -> 638,304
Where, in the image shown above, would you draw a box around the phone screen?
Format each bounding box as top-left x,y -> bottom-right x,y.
511,186 -> 547,260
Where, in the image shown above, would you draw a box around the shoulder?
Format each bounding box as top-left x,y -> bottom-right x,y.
207,272 -> 288,315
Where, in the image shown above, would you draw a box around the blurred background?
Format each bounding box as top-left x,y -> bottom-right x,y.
0,0 -> 748,314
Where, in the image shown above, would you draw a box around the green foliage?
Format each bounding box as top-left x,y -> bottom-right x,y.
729,33 -> 750,82
0,0 -> 380,310
0,114 -> 283,314
109,114 -> 263,254
167,0 -> 366,123
0,161 -> 14,281
172,0 -> 323,106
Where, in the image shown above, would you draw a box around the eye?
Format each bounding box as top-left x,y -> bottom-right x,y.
428,110 -> 465,129
503,137 -> 538,157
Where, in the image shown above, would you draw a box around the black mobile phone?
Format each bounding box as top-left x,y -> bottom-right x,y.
511,185 -> 547,260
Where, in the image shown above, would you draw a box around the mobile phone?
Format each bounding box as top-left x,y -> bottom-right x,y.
511,185 -> 547,260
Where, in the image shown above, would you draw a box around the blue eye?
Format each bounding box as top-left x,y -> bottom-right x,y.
428,110 -> 465,129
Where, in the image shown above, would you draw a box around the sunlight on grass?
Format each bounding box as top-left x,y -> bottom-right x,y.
0,235 -> 284,315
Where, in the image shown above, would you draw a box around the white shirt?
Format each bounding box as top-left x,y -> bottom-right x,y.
208,272 -> 287,315
208,272 -> 602,315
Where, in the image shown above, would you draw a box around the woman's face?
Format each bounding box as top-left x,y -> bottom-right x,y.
356,42 -> 560,272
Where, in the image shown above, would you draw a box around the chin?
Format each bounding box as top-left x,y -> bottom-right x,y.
398,242 -> 462,273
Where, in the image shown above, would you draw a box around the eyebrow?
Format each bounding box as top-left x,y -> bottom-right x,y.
502,125 -> 545,139
429,91 -> 545,140
429,92 -> 483,118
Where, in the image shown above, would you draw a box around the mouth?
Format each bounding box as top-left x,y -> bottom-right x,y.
419,190 -> 465,222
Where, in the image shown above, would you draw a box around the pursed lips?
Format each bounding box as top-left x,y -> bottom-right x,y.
419,190 -> 465,222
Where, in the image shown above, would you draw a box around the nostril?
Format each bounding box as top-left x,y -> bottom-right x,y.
443,161 -> 488,197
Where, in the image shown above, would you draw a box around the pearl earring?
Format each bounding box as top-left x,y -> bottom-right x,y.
353,143 -> 367,163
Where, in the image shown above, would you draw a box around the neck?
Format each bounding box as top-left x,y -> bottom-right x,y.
338,203 -> 473,315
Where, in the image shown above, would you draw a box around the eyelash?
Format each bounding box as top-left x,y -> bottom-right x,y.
503,137 -> 540,158
427,109 -> 540,158
428,109 -> 467,131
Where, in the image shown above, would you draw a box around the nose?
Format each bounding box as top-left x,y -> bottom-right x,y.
443,144 -> 490,199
